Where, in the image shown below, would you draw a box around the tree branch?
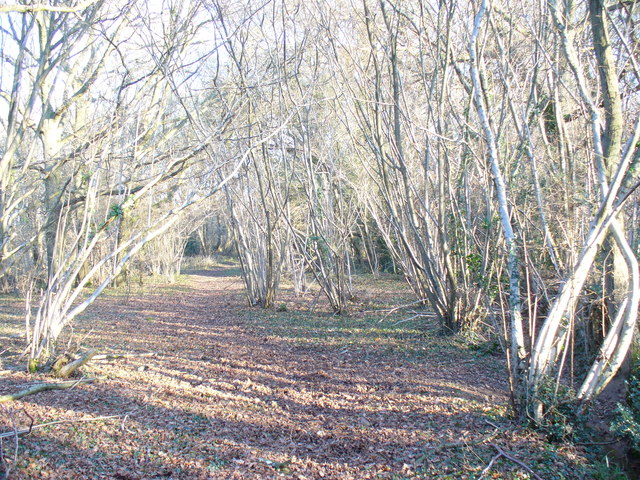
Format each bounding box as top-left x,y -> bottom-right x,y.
0,1 -> 99,14
54,349 -> 97,378
0,378 -> 96,403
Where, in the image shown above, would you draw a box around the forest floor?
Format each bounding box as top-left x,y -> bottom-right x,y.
0,264 -> 630,479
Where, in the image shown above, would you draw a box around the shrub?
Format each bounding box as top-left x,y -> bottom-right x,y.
533,379 -> 580,442
611,360 -> 640,454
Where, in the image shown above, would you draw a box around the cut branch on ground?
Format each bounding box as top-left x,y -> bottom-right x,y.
0,378 -> 96,404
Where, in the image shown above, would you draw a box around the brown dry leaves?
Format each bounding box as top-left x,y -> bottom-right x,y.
0,269 -> 590,479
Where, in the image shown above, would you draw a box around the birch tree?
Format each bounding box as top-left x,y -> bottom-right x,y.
527,0 -> 640,419
465,0 -> 640,419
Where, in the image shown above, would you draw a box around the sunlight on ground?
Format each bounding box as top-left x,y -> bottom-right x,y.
0,268 -> 601,479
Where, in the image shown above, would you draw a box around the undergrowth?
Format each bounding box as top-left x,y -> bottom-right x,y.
611,355 -> 640,455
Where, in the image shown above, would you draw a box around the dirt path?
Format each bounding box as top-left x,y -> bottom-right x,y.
1,269 -> 588,479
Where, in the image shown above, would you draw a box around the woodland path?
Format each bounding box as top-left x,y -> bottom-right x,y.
1,268 -> 585,479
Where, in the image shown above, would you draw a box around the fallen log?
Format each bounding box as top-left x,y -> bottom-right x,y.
0,378 -> 96,403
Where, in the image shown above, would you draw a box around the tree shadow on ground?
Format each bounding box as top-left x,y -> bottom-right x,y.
4,268 -> 578,479
182,268 -> 243,278
20,380 -> 500,479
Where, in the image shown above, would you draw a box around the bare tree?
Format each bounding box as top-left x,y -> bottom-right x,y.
21,0 -> 299,364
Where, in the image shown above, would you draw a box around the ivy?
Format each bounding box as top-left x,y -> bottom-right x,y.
108,203 -> 124,220
611,361 -> 640,454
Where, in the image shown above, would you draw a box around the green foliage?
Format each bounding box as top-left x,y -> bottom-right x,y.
207,451 -> 229,471
373,233 -> 396,273
480,214 -> 498,230
93,203 -> 125,234
611,360 -> 640,454
586,458 -> 628,480
465,252 -> 482,273
28,357 -> 39,373
309,235 -> 332,260
80,171 -> 92,186
108,203 -> 124,220
612,404 -> 640,453
467,338 -> 500,356
183,233 -> 202,256
533,380 -> 580,442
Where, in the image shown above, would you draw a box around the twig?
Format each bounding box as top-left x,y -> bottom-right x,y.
120,414 -> 136,434
308,288 -> 323,313
0,378 -> 96,403
0,414 -> 123,439
223,279 -> 241,290
392,313 -> 422,326
575,439 -> 620,446
478,452 -> 502,479
91,352 -> 156,361
484,419 -> 501,430
480,443 -> 543,480
378,299 -> 429,321
73,329 -> 96,353
0,0 -> 100,13
21,407 -> 34,434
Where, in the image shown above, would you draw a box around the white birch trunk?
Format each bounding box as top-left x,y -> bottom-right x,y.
469,0 -> 527,392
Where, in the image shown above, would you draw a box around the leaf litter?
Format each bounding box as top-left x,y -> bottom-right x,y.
0,268 -> 595,479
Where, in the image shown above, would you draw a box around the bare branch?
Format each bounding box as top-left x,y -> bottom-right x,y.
0,378 -> 96,403
0,1 -> 99,14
